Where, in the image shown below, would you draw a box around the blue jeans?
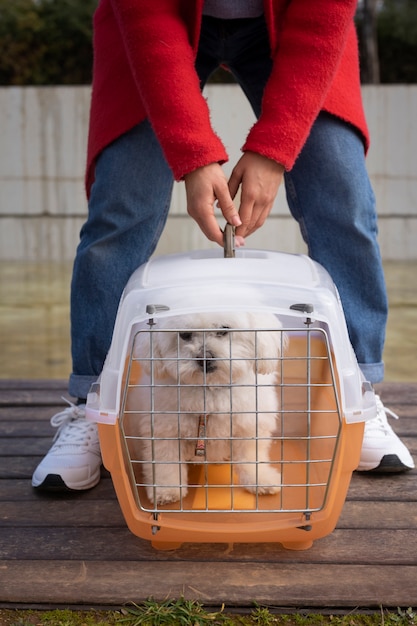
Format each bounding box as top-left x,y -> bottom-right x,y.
69,15 -> 387,398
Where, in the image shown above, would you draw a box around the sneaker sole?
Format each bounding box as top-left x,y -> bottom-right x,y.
32,472 -> 101,492
358,454 -> 414,474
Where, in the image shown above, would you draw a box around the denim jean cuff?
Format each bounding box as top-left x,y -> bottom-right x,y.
359,362 -> 385,386
68,374 -> 98,401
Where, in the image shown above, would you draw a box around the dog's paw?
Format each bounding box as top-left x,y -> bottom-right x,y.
244,482 -> 281,495
240,466 -> 281,495
147,487 -> 188,505
255,482 -> 281,495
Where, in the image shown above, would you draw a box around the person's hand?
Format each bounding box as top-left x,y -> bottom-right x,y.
184,163 -> 244,247
228,151 -> 285,239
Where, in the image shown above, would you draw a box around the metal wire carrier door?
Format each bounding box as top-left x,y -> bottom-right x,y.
119,322 -> 342,519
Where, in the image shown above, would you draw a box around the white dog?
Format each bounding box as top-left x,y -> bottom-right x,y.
126,311 -> 287,505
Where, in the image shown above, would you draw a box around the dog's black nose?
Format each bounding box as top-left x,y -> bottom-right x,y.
196,350 -> 216,373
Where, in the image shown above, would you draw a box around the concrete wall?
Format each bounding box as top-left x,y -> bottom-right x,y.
1,84 -> 416,261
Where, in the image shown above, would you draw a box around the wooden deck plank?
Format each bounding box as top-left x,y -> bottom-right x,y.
1,527 -> 417,565
348,472 -> 417,501
0,477 -> 116,500
2,469 -> 417,502
1,499 -> 416,530
0,457 -> 111,480
0,389 -> 71,406
0,380 -> 416,609
1,562 -> 417,607
0,407 -> 66,421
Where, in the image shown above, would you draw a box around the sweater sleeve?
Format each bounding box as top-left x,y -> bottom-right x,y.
108,0 -> 228,180
244,0 -> 359,170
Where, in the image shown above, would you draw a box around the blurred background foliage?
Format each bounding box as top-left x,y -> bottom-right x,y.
374,0 -> 417,83
0,0 -> 416,86
0,0 -> 96,85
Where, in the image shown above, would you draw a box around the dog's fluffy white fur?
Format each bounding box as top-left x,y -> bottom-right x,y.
128,311 -> 287,505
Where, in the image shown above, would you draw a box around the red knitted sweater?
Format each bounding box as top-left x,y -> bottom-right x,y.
86,0 -> 368,195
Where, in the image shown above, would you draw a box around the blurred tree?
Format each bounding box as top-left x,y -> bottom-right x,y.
0,0 -> 44,84
0,0 -> 96,85
37,0 -> 97,84
357,0 -> 381,84
0,0 -> 416,85
377,0 -> 417,83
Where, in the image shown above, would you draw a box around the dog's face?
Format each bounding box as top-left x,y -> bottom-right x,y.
135,311 -> 286,385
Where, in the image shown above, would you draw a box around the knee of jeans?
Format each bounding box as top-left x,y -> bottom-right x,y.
292,161 -> 376,230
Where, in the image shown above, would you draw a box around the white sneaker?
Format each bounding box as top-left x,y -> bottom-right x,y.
32,400 -> 102,491
357,395 -> 415,472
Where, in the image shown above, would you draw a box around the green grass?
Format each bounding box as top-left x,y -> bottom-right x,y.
0,601 -> 416,626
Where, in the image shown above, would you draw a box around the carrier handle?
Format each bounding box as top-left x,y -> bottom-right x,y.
223,223 -> 236,258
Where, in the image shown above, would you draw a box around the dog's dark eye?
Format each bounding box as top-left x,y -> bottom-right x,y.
216,326 -> 230,337
179,331 -> 193,342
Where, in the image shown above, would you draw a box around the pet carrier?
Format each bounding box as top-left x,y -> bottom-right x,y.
86,229 -> 376,550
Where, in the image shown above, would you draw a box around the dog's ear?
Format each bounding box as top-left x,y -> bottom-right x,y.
248,314 -> 288,375
254,329 -> 287,374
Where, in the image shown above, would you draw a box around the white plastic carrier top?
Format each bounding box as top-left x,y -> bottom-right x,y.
86,248 -> 377,425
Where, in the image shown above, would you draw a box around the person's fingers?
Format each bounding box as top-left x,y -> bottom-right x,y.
236,190 -> 270,238
215,185 -> 242,229
230,152 -> 284,238
193,208 -> 224,245
228,167 -> 241,201
185,163 -> 244,247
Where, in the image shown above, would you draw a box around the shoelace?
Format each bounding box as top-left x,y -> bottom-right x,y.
375,396 -> 399,420
365,395 -> 399,435
50,398 -> 95,445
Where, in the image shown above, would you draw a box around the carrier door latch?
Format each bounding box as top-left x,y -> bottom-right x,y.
290,303 -> 315,326
145,304 -> 170,327
290,303 -> 314,314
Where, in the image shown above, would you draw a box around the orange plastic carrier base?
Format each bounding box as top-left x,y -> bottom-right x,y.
97,335 -> 365,551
